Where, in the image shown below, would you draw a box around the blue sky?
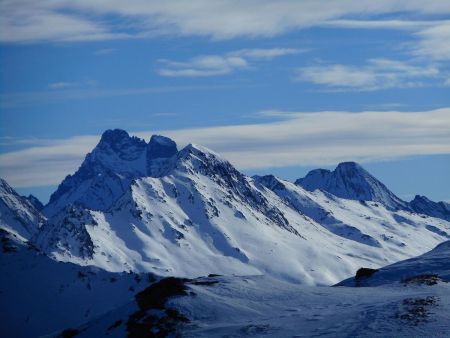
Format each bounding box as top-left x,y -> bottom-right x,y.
0,1 -> 449,203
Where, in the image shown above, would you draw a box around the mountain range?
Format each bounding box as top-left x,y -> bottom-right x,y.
1,129 -> 449,337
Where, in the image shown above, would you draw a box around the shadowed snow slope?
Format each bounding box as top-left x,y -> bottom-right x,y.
31,131 -> 450,285
0,229 -> 154,338
70,267 -> 450,337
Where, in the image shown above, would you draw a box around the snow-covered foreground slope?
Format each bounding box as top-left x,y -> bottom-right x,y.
0,178 -> 45,241
0,230 -> 153,338
32,131 -> 450,285
338,240 -> 450,287
68,245 -> 450,338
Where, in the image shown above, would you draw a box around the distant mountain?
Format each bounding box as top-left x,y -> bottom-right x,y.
295,162 -> 408,210
410,195 -> 450,222
32,131 -> 450,285
0,178 -> 45,240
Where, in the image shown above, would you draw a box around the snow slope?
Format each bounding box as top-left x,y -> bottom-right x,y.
68,264 -> 450,337
34,135 -> 450,285
0,178 -> 45,240
337,240 -> 450,287
0,229 -> 153,338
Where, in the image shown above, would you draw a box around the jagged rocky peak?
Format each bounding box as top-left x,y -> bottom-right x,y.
147,134 -> 178,159
93,128 -> 147,161
410,195 -> 450,222
44,130 -> 181,216
296,161 -> 407,209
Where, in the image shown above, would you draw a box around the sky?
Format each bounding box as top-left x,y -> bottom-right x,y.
0,0 -> 449,204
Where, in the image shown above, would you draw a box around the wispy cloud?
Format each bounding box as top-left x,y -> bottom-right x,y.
1,84 -> 240,109
295,59 -> 440,91
48,80 -> 98,91
48,82 -> 77,90
94,48 -> 116,55
157,48 -> 303,77
2,1 -> 450,43
157,55 -> 248,77
1,108 -> 450,188
322,19 -> 450,62
321,19 -> 444,30
413,21 -> 450,61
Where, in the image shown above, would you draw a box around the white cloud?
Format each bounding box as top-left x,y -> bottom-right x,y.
94,48 -> 116,55
157,48 -> 302,77
295,59 -> 440,90
229,48 -> 303,59
413,21 -> 450,60
320,19 -> 450,62
2,1 -> 450,43
1,108 -> 450,188
157,55 -> 248,77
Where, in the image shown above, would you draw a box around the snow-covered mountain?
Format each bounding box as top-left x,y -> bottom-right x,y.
295,162 -> 409,210
43,130 -> 177,217
0,178 -> 45,241
2,129 -> 450,337
295,162 -> 450,221
31,130 -> 450,285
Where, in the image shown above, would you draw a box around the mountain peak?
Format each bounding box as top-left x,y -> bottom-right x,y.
147,135 -> 177,159
99,128 -> 130,143
95,129 -> 146,159
335,161 -> 363,171
296,162 -> 407,209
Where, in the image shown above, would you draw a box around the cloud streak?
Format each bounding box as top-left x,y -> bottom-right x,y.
2,1 -> 450,43
1,108 -> 449,188
157,48 -> 302,77
295,59 -> 440,91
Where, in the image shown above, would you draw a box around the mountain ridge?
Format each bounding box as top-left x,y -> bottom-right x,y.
1,129 -> 449,286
